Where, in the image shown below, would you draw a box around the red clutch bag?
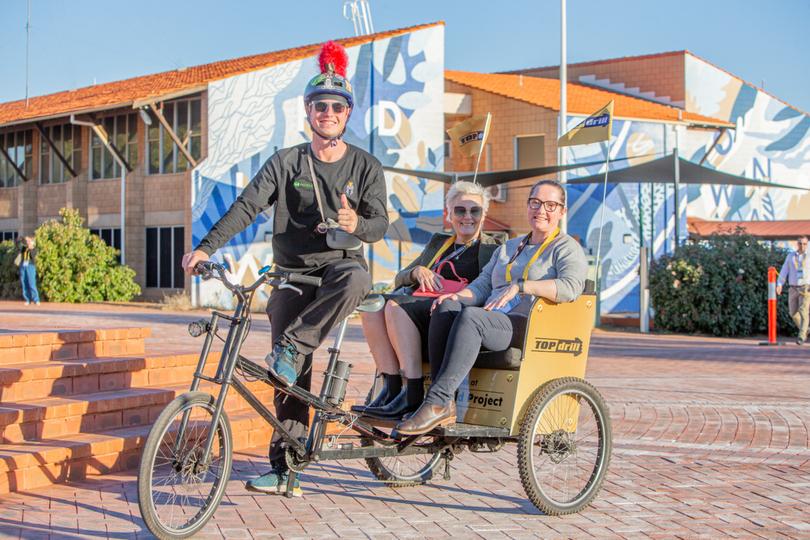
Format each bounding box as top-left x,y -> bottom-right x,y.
412,260 -> 469,298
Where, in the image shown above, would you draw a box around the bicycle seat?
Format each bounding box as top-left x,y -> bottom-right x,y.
356,293 -> 385,313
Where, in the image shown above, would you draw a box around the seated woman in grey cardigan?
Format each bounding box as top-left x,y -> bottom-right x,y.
357,181 -> 501,420
396,179 -> 587,436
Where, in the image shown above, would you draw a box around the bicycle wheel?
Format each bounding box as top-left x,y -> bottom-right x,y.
362,435 -> 442,487
138,392 -> 233,539
517,377 -> 612,515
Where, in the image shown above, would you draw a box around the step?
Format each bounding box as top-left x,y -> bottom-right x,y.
0,379 -> 275,444
0,408 -> 273,494
0,353 -> 208,401
0,398 -> 355,495
0,328 -> 151,366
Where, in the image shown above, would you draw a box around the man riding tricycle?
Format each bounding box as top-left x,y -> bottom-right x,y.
137,42 -> 612,540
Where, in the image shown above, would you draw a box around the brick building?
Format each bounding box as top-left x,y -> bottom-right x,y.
0,23 -> 445,301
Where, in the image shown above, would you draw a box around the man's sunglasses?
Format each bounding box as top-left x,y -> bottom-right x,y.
312,101 -> 347,114
453,206 -> 483,219
527,198 -> 563,212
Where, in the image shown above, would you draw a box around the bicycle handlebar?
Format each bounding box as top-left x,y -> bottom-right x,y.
194,261 -> 323,296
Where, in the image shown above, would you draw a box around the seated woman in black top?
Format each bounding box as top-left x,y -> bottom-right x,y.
358,181 -> 501,419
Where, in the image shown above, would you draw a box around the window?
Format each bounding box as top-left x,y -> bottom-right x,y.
147,98 -> 202,174
91,114 -> 138,179
1,231 -> 19,242
444,132 -> 452,159
515,135 -> 545,169
40,124 -> 81,184
90,227 -> 122,262
0,130 -> 33,187
145,226 -> 184,288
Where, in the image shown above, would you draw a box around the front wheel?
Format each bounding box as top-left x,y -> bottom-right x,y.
138,392 -> 233,539
517,377 -> 612,515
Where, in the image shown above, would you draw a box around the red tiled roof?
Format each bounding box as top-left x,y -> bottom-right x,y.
0,22 -> 444,127
445,70 -> 732,127
688,217 -> 810,240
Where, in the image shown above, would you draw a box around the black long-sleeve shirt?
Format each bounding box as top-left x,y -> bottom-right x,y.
196,143 -> 389,269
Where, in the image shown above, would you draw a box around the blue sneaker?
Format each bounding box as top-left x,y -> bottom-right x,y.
245,469 -> 302,496
264,341 -> 298,387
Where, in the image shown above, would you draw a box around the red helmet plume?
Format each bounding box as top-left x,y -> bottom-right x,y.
318,41 -> 348,77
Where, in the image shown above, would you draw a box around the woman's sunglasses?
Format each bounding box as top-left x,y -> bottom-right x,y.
453,206 -> 483,219
312,101 -> 347,114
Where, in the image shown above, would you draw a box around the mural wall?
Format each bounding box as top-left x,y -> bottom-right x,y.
565,53 -> 809,314
683,54 -> 810,222
190,26 -> 445,307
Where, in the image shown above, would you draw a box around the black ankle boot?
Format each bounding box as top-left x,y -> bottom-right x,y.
364,377 -> 424,419
351,373 -> 401,413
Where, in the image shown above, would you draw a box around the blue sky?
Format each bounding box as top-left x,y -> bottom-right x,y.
1,0 -> 808,112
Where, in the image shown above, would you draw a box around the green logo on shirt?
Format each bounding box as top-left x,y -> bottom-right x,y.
293,178 -> 314,190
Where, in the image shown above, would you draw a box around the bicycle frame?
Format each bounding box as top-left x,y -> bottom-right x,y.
178,267 -> 449,476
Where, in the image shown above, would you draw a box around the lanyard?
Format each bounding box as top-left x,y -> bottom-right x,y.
794,252 -> 805,271
504,227 -> 560,282
425,235 -> 478,271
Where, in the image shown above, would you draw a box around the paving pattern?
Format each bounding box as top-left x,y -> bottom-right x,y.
0,301 -> 808,539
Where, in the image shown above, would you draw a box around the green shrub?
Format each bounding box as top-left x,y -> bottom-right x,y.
32,208 -> 141,302
650,231 -> 792,337
0,240 -> 22,299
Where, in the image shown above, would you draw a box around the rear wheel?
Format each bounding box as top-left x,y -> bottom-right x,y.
362,436 -> 443,486
517,377 -> 611,515
138,392 -> 233,539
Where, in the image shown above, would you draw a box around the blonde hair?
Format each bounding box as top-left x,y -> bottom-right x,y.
445,181 -> 491,213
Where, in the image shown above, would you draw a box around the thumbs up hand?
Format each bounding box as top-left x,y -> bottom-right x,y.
337,193 -> 359,234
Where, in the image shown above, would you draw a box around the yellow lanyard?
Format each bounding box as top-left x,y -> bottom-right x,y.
505,227 -> 560,282
425,235 -> 478,271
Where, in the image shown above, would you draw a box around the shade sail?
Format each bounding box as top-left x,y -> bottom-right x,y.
384,158 -> 612,187
567,154 -> 803,190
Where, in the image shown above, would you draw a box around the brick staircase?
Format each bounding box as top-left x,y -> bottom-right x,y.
0,328 -> 278,495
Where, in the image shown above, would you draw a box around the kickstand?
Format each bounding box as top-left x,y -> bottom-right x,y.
285,470 -> 297,498
442,450 -> 453,481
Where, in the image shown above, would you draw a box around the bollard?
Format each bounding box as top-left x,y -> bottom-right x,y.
760,266 -> 783,346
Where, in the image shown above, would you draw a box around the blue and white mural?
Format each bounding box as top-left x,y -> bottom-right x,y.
191,25 -> 445,306
564,52 -> 809,314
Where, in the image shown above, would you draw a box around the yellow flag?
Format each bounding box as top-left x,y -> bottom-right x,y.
557,101 -> 614,147
447,114 -> 492,158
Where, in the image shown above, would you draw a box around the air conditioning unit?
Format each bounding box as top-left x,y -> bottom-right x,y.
487,184 -> 507,203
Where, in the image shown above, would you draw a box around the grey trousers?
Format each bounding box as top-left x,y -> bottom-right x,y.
788,285 -> 810,340
265,259 -> 371,468
425,300 -> 513,406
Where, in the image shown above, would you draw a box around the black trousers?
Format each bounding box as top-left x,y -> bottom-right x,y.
265,259 -> 371,469
425,300 -> 513,406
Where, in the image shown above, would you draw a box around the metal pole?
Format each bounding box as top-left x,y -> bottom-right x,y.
639,246 -> 649,333
25,0 -> 31,107
674,130 -> 681,249
120,167 -> 126,265
558,0 -> 567,234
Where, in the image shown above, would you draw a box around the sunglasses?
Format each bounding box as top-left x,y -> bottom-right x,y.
527,198 -> 563,212
452,206 -> 483,219
312,101 -> 347,114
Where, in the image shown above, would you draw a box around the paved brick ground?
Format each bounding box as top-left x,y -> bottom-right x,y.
1,300 -> 809,539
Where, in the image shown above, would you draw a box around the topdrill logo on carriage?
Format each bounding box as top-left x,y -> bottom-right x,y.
532,337 -> 584,357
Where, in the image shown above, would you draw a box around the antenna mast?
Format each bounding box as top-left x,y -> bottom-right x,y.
343,0 -> 374,36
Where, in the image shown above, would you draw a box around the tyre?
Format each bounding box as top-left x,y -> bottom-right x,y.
362,436 -> 443,487
517,377 -> 612,515
138,392 -> 233,539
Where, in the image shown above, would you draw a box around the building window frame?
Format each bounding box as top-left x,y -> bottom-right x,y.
40,123 -> 81,185
90,113 -> 138,180
146,97 -> 202,175
145,225 -> 185,288
514,133 -> 546,170
1,231 -> 19,242
0,130 -> 33,188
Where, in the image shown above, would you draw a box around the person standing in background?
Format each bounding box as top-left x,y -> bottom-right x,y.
777,235 -> 810,345
17,236 -> 41,306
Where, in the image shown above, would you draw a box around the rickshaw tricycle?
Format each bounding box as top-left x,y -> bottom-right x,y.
137,261 -> 612,539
